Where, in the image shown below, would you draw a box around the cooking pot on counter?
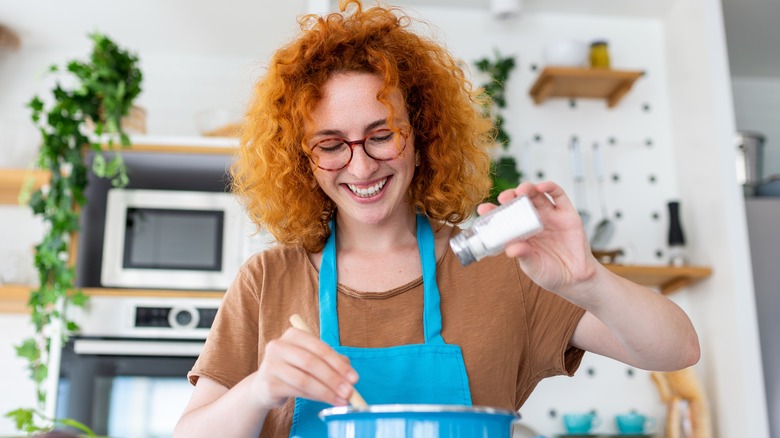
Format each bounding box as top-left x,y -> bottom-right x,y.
319,404 -> 521,438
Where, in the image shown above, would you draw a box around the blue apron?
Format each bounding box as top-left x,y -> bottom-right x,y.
289,215 -> 472,437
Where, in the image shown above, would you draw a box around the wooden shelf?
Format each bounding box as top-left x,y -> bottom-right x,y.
604,264 -> 713,295
104,143 -> 237,156
529,66 -> 644,107
80,287 -> 225,299
0,284 -> 32,313
0,169 -> 49,205
100,135 -> 238,156
0,139 -> 236,206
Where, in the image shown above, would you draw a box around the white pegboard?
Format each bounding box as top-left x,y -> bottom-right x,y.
406,7 -> 685,264
409,6 -> 685,437
492,21 -> 680,266
517,354 -> 666,436
518,133 -> 678,265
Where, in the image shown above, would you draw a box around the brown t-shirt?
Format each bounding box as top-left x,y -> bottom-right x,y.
188,225 -> 586,437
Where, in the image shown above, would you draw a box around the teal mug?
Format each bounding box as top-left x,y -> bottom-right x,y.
562,412 -> 600,434
615,411 -> 655,434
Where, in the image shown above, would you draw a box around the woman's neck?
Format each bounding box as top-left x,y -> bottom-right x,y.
331,208 -> 423,292
334,208 -> 418,254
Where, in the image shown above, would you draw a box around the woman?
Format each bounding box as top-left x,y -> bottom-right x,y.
174,2 -> 700,437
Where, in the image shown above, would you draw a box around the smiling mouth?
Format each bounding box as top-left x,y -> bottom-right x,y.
347,178 -> 388,198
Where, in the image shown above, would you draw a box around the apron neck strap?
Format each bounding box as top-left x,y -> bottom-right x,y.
417,215 -> 444,344
318,223 -> 340,345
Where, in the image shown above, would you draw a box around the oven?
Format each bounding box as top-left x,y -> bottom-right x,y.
56,296 -> 220,438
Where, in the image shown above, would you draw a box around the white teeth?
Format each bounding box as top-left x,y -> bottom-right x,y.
347,178 -> 387,198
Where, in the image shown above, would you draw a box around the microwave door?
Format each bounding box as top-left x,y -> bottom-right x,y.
123,208 -> 224,272
101,189 -> 242,290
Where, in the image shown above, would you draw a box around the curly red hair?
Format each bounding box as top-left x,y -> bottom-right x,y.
232,0 -> 494,252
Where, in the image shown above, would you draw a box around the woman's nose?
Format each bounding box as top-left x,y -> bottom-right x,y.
347,145 -> 379,175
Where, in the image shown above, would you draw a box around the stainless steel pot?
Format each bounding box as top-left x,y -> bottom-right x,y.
736,130 -> 766,196
319,404 -> 520,438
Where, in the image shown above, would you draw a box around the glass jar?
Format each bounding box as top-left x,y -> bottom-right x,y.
589,41 -> 611,68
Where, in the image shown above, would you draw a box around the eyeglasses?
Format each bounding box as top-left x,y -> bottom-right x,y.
307,128 -> 409,171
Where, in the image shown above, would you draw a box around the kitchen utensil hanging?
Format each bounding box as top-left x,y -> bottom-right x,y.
568,137 -> 591,231
589,142 -> 615,249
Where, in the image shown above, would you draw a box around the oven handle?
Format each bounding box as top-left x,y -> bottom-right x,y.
73,339 -> 204,357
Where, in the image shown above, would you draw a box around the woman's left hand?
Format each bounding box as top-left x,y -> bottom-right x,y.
477,181 -> 598,298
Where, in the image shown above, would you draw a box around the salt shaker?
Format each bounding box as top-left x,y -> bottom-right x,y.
450,196 -> 543,266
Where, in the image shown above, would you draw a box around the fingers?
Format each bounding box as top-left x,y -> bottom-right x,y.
530,181 -> 569,207
284,327 -> 356,379
476,182 -> 554,218
256,327 -> 358,408
476,202 -> 496,216
487,181 -> 578,218
282,327 -> 358,401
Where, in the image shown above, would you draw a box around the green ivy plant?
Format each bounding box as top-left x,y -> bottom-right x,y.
475,49 -> 522,202
6,32 -> 142,435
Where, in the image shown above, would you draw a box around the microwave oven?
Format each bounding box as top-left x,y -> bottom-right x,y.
101,188 -> 273,290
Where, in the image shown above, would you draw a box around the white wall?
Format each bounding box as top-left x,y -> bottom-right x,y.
0,315 -> 37,434
665,0 -> 769,437
732,76 -> 780,179
0,49 -> 264,140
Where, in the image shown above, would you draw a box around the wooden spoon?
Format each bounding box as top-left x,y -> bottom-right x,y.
289,314 -> 368,409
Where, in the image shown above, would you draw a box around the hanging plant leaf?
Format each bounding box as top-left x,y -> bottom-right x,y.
474,49 -> 522,203
489,156 -> 522,201
10,32 -> 142,435
495,156 -> 521,183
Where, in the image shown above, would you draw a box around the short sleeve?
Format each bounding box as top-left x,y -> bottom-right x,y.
188,264 -> 261,388
519,263 -> 586,380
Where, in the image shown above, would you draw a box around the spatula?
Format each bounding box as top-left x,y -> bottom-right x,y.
289,314 -> 369,408
589,142 -> 615,249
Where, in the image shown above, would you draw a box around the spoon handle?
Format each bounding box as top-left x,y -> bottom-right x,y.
289,314 -> 368,408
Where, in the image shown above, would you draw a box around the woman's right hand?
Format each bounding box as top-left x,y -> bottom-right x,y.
251,326 -> 359,409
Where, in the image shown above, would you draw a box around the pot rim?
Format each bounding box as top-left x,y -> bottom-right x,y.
319,404 -> 521,420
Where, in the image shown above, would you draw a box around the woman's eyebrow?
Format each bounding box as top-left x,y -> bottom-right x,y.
312,128 -> 346,137
364,119 -> 387,132
312,118 -> 389,138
